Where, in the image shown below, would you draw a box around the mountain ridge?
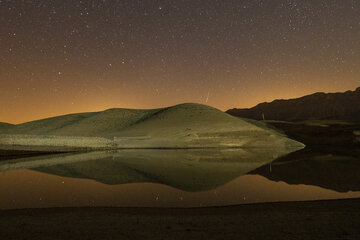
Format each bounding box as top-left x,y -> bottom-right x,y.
227,87 -> 360,121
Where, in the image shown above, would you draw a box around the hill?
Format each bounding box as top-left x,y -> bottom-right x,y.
1,109 -> 159,136
0,103 -> 304,151
227,87 -> 360,121
0,122 -> 13,131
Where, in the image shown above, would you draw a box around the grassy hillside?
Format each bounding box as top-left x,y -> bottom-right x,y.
0,103 -> 304,151
0,122 -> 14,132
110,103 -> 302,149
6,109 -> 162,137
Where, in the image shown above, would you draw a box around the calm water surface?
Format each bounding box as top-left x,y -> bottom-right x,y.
0,149 -> 359,209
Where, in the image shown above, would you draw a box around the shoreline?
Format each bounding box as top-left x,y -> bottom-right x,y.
0,149 -> 64,161
1,198 -> 359,239
1,197 -> 360,211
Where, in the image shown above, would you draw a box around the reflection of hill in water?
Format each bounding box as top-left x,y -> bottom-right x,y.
250,148 -> 360,193
0,149 -> 285,192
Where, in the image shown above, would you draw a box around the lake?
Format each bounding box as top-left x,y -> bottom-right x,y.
0,148 -> 359,209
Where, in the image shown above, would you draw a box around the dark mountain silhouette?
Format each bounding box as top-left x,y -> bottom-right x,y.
227,87 -> 360,121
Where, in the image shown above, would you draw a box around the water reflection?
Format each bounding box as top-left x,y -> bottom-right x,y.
0,148 -> 359,209
0,148 -> 283,192
250,148 -> 360,193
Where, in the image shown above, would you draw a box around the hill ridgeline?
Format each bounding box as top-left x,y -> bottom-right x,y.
0,103 -> 304,152
227,87 -> 360,121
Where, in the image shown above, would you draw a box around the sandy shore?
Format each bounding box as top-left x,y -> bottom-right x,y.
0,198 -> 359,240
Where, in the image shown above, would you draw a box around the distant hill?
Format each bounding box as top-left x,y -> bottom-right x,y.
0,103 -> 303,151
227,87 -> 360,121
0,122 -> 13,131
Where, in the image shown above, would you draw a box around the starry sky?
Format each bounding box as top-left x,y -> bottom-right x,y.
0,0 -> 359,124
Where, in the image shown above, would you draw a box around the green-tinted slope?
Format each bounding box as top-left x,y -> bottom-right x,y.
114,103 -> 303,149
8,112 -> 97,135
0,122 -> 14,133
41,108 -> 162,137
118,103 -> 262,136
7,109 -> 164,137
1,103 -> 304,150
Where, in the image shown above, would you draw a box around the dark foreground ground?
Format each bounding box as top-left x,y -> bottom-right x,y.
0,198 -> 359,240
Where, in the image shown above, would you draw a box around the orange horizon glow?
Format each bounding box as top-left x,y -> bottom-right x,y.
1,82 -> 359,124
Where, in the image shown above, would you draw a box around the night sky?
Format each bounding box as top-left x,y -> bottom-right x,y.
0,0 -> 359,124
